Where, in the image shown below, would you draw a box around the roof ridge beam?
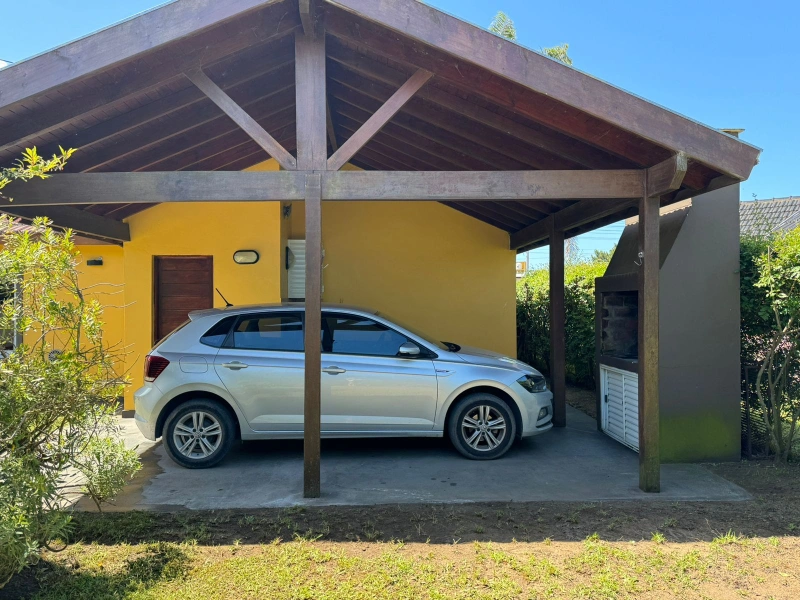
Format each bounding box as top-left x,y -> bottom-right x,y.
186,68 -> 297,170
327,68 -> 433,171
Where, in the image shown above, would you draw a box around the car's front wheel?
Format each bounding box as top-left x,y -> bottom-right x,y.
163,399 -> 236,468
448,393 -> 517,460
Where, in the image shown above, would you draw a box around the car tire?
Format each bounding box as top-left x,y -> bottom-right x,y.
163,399 -> 236,469
448,393 -> 517,460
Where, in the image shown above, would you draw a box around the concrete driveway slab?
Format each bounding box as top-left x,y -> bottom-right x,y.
99,407 -> 748,511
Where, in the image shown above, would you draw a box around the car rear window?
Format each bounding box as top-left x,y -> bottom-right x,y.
199,316 -> 237,348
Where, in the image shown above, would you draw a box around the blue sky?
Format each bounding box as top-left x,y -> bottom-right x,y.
1,0 -> 796,267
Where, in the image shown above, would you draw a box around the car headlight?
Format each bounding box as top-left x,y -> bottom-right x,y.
517,373 -> 547,393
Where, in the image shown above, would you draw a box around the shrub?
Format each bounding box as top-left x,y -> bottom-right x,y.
0,215 -> 139,586
516,259 -> 608,387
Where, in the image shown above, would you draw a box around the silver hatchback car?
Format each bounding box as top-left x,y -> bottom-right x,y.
134,304 -> 553,468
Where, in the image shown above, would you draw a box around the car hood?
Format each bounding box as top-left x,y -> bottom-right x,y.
455,345 -> 539,374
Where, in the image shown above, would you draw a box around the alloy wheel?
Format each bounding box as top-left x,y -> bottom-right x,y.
461,405 -> 507,451
172,411 -> 223,459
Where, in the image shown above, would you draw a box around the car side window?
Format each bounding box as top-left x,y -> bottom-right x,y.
230,313 -> 304,352
322,313 -> 411,357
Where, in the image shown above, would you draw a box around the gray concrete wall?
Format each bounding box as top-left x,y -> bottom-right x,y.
658,185 -> 741,462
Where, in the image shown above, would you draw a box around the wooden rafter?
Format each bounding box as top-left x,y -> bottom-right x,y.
326,39 -> 633,170
0,1 -> 297,154
511,199 -> 635,251
26,40 -> 295,164
67,73 -> 296,172
186,68 -> 297,170
327,68 -> 433,170
325,0 -> 760,181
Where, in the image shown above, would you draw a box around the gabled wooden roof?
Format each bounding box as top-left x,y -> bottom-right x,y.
0,0 -> 760,239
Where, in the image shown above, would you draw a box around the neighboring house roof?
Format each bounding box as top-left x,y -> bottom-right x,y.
740,197 -> 800,235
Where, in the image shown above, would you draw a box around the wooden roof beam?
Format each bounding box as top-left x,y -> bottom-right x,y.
510,199 -> 636,251
2,170 -> 645,206
2,206 -> 130,243
327,68 -> 433,170
326,40 -> 630,170
326,0 -> 761,181
0,1 -> 298,154
186,69 -> 297,170
647,153 -> 689,197
25,41 -> 296,164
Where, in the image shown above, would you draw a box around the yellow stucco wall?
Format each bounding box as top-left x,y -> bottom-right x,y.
119,201 -> 283,407
76,245 -> 126,355
291,200 -> 517,358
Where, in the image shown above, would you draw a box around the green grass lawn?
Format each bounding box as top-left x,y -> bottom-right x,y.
4,461 -> 800,599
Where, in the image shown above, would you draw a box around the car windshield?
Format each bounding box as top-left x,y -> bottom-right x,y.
375,312 -> 451,352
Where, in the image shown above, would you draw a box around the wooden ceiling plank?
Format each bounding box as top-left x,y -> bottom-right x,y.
144,109 -> 295,172
325,0 -> 760,181
25,42 -> 295,162
108,102 -> 295,173
450,201 -> 526,229
328,81 -> 527,170
327,68 -> 432,170
328,66 -> 571,171
442,202 -> 514,232
327,41 -> 624,169
0,1 -> 298,152
335,115 -> 464,171
186,68 -> 297,170
510,199 -> 636,250
332,103 -> 489,170
324,13 -> 716,190
70,77 -> 296,172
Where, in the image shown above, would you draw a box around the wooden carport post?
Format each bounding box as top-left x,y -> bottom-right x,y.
638,184 -> 660,493
549,220 -> 566,427
296,17 -> 327,498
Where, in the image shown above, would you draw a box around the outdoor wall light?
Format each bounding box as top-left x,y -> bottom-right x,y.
233,250 -> 260,265
86,258 -> 103,266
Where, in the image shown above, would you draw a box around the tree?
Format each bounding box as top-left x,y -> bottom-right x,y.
591,244 -> 617,263
752,226 -> 800,462
489,11 -> 517,40
0,147 -> 75,196
0,151 -> 140,587
488,10 -> 573,65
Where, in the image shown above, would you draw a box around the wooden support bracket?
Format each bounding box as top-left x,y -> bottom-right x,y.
186,68 -> 297,171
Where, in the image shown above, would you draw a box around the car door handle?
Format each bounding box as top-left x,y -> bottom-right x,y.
322,366 -> 346,375
222,361 -> 249,370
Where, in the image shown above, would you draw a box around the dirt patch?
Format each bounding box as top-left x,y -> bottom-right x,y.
566,384 -> 598,419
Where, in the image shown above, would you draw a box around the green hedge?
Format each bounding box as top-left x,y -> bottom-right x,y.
516,260 -> 608,387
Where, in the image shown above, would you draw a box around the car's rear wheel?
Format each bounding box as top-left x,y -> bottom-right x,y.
448,393 -> 517,460
163,399 -> 235,468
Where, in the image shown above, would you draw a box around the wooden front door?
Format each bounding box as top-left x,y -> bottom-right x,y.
153,256 -> 213,342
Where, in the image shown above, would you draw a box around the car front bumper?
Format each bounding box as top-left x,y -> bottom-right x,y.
520,390 -> 554,437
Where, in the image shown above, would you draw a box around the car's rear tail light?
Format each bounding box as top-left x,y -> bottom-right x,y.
144,355 -> 170,382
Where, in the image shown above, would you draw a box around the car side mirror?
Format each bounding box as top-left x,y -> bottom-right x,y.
398,342 -> 421,357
